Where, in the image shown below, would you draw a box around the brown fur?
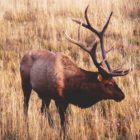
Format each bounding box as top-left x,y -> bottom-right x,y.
20,49 -> 125,128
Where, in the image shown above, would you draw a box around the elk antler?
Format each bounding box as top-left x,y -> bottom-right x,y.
67,5 -> 129,77
65,25 -> 110,76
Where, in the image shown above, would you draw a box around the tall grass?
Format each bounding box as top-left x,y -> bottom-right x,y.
0,0 -> 140,140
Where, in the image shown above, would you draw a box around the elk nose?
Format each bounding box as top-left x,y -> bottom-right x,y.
115,93 -> 125,102
120,93 -> 125,100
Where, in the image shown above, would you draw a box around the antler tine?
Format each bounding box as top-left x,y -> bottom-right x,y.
113,62 -> 126,72
109,69 -> 129,77
65,19 -> 99,54
78,22 -> 82,41
65,31 -> 90,53
72,6 -> 100,37
106,46 -> 114,53
84,5 -> 100,37
107,61 -> 129,76
72,18 -> 89,31
102,12 -> 113,35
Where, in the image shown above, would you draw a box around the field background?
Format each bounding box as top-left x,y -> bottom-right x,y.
0,0 -> 140,140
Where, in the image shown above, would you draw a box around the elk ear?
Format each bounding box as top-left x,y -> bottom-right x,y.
97,74 -> 103,82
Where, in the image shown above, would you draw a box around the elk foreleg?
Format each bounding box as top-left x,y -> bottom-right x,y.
41,98 -> 54,128
55,99 -> 68,139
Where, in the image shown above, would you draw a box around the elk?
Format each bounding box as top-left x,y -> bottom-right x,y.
20,6 -> 129,130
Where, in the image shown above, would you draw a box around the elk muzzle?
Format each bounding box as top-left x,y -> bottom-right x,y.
114,91 -> 125,102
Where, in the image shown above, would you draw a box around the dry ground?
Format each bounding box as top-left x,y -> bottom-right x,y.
0,0 -> 140,140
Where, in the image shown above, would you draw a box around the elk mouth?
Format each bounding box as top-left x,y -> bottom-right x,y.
115,98 -> 123,102
114,94 -> 125,102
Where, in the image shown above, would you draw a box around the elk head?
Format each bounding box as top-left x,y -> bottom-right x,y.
65,5 -> 129,102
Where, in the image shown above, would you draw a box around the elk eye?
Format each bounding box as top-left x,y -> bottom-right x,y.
108,82 -> 113,87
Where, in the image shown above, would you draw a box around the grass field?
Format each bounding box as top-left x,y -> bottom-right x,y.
0,0 -> 140,140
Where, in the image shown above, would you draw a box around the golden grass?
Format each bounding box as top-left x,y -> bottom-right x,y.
0,0 -> 140,139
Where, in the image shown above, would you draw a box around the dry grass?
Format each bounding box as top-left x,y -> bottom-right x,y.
0,0 -> 140,140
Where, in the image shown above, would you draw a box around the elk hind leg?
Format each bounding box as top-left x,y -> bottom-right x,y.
22,81 -> 32,116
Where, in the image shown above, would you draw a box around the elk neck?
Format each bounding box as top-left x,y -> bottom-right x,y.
64,68 -> 103,108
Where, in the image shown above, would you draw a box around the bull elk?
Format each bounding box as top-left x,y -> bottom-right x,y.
20,6 -> 129,130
